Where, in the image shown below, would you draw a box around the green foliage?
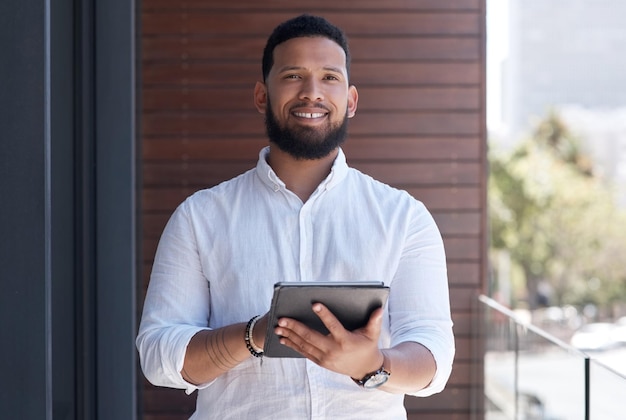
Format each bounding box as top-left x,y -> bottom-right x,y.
489,111 -> 626,311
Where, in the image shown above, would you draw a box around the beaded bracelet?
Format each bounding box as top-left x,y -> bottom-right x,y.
244,315 -> 264,358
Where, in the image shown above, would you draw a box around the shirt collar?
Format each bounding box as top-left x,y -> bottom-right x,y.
255,146 -> 349,192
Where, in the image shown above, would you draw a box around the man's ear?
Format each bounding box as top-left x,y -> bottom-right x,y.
254,81 -> 268,114
347,85 -> 358,118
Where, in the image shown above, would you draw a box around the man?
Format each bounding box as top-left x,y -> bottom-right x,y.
137,14 -> 454,419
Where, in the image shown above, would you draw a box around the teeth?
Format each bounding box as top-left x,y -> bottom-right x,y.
294,112 -> 325,119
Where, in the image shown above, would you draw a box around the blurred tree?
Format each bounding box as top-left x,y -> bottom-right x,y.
489,111 -> 626,312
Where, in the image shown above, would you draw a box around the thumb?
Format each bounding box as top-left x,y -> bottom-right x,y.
361,307 -> 384,339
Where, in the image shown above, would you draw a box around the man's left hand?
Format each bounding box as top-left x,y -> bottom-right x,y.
274,303 -> 386,380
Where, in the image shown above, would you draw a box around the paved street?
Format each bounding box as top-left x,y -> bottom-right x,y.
486,347 -> 626,419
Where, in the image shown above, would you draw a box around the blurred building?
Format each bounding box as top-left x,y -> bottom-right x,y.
501,0 -> 626,199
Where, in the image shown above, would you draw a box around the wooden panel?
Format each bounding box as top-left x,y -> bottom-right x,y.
142,62 -> 481,86
433,212 -> 482,236
143,0 -> 481,12
352,112 -> 481,136
406,387 -> 473,411
141,161 -> 264,188
453,336 -> 478,362
142,387 -> 195,413
143,87 -> 480,112
142,137 -> 482,161
142,111 -> 481,137
405,385 -> 485,416
352,161 -> 480,185
142,12 -> 480,37
144,415 -> 191,420
407,413 -> 480,420
405,187 -> 482,211
352,63 -> 481,85
449,288 -> 481,314
452,311 -> 481,338
448,263 -> 482,286
448,362 -> 475,387
444,238 -> 482,261
142,139 -> 264,161
142,37 -> 481,63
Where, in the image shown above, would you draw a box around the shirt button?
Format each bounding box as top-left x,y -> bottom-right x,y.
273,184 -> 280,192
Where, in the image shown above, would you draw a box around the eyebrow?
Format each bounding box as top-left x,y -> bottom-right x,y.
277,65 -> 345,74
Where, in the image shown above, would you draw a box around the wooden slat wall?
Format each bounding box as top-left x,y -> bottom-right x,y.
139,1 -> 487,419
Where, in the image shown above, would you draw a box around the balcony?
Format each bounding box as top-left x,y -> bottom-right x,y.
479,295 -> 626,419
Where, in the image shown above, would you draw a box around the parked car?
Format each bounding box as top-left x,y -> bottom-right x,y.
570,322 -> 618,351
613,317 -> 626,345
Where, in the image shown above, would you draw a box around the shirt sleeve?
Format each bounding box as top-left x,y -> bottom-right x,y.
135,199 -> 213,395
388,200 -> 455,397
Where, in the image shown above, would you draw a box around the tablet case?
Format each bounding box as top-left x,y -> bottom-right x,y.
263,281 -> 390,358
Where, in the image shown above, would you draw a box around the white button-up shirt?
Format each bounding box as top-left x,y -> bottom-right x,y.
136,147 -> 454,419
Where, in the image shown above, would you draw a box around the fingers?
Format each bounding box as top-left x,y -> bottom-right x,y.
311,303 -> 347,338
275,304 -> 383,345
308,303 -> 383,340
274,304 -> 347,361
363,307 -> 384,338
273,304 -> 385,365
274,317 -> 324,361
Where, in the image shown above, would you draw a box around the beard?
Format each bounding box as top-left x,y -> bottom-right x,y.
264,98 -> 349,160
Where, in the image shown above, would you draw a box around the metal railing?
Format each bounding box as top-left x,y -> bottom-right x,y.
478,295 -> 626,420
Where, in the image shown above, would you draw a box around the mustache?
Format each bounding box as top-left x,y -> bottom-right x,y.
289,102 -> 331,112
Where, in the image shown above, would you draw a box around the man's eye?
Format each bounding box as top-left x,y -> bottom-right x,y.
285,74 -> 300,79
324,75 -> 339,81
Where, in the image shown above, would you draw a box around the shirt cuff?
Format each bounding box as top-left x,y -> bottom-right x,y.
407,336 -> 455,397
138,325 -> 213,394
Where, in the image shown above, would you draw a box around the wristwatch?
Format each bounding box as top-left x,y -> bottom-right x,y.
352,365 -> 391,389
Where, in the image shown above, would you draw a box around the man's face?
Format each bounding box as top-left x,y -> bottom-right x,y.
254,36 -> 358,159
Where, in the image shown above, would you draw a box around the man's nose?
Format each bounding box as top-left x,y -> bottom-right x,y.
298,78 -> 324,102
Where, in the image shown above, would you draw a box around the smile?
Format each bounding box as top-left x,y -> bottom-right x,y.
293,112 -> 327,119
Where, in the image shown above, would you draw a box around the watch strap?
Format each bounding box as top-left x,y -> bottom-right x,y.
351,364 -> 390,388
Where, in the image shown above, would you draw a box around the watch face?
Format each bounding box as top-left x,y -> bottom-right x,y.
363,371 -> 390,389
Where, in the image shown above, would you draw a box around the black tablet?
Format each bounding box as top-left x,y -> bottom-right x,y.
263,281 -> 390,358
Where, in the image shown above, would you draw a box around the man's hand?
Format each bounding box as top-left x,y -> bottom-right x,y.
274,303 -> 385,380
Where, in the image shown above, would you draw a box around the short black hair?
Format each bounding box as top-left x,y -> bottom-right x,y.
261,14 -> 351,82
